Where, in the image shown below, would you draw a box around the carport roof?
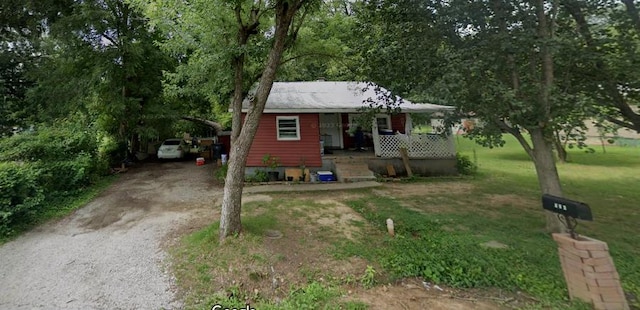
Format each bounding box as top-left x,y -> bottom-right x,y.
240,81 -> 454,113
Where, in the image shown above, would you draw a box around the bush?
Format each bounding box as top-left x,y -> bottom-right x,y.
214,164 -> 228,183
0,122 -> 98,162
0,121 -> 109,235
35,153 -> 101,193
0,162 -> 45,235
455,152 -> 477,175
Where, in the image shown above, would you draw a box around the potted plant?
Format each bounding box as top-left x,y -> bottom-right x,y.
299,157 -> 307,182
262,154 -> 280,181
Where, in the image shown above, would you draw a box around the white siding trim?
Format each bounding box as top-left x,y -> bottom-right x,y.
276,116 -> 301,141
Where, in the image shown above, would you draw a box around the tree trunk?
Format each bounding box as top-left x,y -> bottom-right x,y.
532,0 -> 565,233
553,131 -> 567,163
219,0 -> 304,242
219,145 -> 246,238
530,128 -> 566,233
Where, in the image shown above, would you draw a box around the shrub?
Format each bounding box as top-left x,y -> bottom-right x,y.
214,164 -> 228,183
0,162 -> 44,235
35,153 -> 101,193
455,152 -> 477,175
0,121 -> 109,235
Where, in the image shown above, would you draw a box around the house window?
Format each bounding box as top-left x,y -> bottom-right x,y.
376,115 -> 391,130
276,116 -> 300,141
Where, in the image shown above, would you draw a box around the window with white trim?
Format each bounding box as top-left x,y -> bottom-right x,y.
376,114 -> 391,130
276,116 -> 301,140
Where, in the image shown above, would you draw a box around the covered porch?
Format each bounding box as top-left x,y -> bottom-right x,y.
318,111 -> 456,159
370,114 -> 456,159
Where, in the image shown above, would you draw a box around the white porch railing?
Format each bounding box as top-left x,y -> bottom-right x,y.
375,134 -> 456,158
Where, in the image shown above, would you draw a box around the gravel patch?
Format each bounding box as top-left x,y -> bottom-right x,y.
0,161 -> 221,310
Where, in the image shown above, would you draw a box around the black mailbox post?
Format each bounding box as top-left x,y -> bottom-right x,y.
541,194 -> 593,239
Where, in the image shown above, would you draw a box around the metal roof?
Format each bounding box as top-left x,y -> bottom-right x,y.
241,81 -> 454,113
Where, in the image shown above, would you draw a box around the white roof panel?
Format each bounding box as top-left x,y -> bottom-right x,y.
241,81 -> 454,113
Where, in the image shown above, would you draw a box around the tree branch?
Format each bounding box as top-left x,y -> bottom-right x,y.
605,116 -> 637,132
101,34 -> 119,47
493,117 -> 534,156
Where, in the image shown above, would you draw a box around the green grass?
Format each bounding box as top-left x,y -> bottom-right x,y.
457,136 -> 640,307
173,135 -> 639,309
0,175 -> 118,244
340,135 -> 639,308
171,208 -> 368,310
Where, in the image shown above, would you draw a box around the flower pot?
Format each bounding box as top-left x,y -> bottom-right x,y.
267,171 -> 279,181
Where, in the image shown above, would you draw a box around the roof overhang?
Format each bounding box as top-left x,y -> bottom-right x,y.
235,81 -> 456,114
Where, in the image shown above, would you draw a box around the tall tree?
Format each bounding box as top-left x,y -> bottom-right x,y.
277,0 -> 359,82
562,0 -> 640,133
27,0 -> 172,155
353,0 -> 614,232
136,0 -> 318,241
0,0 -> 73,134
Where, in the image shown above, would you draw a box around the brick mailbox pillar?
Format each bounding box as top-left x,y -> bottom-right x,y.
553,233 -> 629,310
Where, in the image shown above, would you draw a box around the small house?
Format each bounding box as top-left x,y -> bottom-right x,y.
240,81 -> 458,180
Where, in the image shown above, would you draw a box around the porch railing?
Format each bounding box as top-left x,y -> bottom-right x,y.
375,133 -> 456,158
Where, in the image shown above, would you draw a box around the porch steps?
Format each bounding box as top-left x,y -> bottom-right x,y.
334,162 -> 377,183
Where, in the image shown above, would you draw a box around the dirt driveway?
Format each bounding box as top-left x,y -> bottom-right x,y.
0,161 -> 219,310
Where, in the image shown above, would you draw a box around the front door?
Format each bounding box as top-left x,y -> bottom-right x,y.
319,113 -> 343,149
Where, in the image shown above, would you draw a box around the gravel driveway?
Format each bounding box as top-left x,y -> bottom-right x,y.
0,161 -> 220,310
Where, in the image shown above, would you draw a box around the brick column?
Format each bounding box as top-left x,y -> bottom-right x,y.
553,233 -> 629,310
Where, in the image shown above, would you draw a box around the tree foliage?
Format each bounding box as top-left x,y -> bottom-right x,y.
24,0 -> 174,153
0,118 -> 108,235
0,0 -> 73,135
135,0 -> 320,240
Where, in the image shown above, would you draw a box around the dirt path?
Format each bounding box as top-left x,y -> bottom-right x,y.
0,161 -> 220,310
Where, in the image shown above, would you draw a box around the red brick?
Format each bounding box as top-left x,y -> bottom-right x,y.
584,271 -> 620,280
562,255 -> 587,268
553,233 -> 576,246
589,250 -> 611,258
560,245 -> 591,258
569,289 -> 591,301
594,264 -> 615,273
563,268 -> 586,282
559,248 -> 585,262
582,264 -> 596,273
574,240 -> 609,251
600,291 -> 626,302
567,282 -> 591,299
597,278 -> 623,287
600,294 -> 626,304
592,286 -> 624,297
583,257 -> 614,266
592,300 -> 606,309
585,277 -> 599,287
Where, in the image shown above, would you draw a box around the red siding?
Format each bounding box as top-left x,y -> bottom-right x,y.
391,114 -> 407,133
246,114 -> 322,167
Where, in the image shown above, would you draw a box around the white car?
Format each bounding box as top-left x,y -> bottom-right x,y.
157,139 -> 186,159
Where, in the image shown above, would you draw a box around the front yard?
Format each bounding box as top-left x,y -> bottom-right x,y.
167,136 -> 640,309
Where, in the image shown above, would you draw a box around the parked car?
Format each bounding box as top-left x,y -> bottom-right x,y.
157,139 -> 187,159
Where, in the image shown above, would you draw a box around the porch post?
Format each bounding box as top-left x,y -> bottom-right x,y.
405,114 -> 413,135
372,117 -> 381,156
446,122 -> 456,156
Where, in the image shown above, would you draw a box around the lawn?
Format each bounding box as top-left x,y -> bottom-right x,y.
453,136 -> 640,304
170,135 -> 639,309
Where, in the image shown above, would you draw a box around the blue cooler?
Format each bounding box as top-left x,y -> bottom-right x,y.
317,171 -> 334,182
